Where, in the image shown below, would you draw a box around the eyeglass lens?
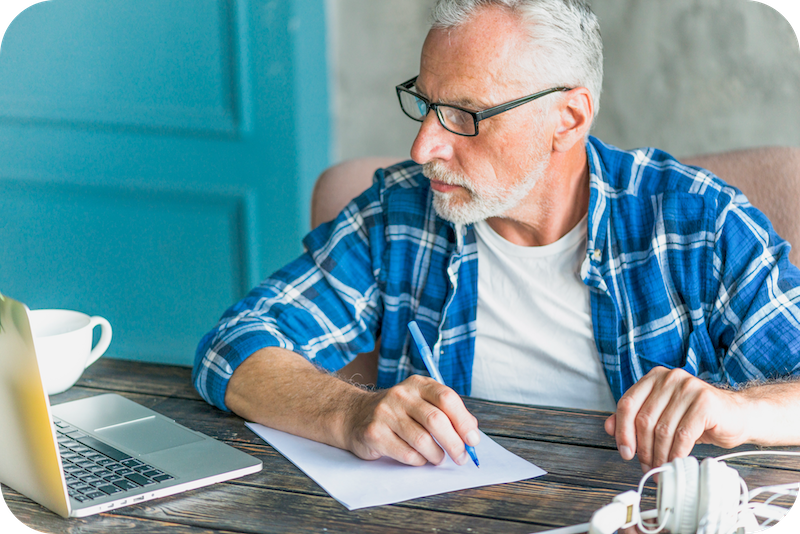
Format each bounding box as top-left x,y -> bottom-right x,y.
399,88 -> 476,135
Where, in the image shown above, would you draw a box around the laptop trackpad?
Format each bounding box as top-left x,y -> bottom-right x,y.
95,416 -> 203,454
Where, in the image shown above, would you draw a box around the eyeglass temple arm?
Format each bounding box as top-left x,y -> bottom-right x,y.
475,87 -> 571,122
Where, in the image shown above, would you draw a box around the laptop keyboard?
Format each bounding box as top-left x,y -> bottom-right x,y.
53,417 -> 175,503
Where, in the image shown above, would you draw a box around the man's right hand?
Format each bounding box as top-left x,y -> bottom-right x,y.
345,374 -> 481,466
225,347 -> 480,467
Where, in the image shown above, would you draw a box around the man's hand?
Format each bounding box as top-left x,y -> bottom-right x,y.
345,374 -> 480,466
604,367 -> 749,472
225,347 -> 480,467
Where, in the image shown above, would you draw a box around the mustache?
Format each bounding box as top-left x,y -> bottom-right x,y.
422,161 -> 471,189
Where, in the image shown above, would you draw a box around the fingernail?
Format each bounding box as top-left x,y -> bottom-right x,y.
465,430 -> 480,446
619,445 -> 633,460
641,463 -> 651,474
456,451 -> 468,465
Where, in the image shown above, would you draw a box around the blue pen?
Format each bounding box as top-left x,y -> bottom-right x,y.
407,320 -> 480,467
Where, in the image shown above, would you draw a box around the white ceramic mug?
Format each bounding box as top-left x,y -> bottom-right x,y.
28,309 -> 113,395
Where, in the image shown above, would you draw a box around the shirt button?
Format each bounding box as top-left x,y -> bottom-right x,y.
592,249 -> 602,262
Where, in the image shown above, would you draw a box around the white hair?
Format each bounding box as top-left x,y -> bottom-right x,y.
430,0 -> 603,118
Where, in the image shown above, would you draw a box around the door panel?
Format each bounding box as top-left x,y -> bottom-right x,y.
0,0 -> 329,365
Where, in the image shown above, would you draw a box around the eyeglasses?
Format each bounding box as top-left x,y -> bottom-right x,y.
395,76 -> 571,137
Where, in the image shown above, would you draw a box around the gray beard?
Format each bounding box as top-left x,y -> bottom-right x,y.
424,161 -> 543,225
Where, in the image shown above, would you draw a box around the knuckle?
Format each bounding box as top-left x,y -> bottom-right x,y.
436,388 -> 460,408
654,421 -> 672,440
675,425 -> 695,443
665,367 -> 689,383
634,411 -> 654,430
401,449 -> 426,466
617,395 -> 637,414
372,401 -> 394,420
360,422 -> 384,445
406,374 -> 427,387
425,408 -> 447,428
410,430 -> 428,449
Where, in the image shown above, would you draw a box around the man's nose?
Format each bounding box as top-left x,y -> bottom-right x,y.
410,111 -> 455,164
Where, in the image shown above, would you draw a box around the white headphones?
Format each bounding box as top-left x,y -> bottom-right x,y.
540,452 -> 800,534
651,456 -> 743,534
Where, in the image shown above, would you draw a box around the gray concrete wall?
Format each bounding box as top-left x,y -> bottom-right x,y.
326,0 -> 800,162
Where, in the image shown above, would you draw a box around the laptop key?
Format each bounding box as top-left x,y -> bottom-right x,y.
125,473 -> 156,486
151,474 -> 174,483
83,490 -> 104,499
121,458 -> 143,468
96,484 -> 123,495
113,479 -> 141,491
74,436 -> 132,461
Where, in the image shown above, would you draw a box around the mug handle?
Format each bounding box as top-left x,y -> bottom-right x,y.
86,316 -> 113,368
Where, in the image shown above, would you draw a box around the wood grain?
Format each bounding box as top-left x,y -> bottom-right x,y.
6,359 -> 797,534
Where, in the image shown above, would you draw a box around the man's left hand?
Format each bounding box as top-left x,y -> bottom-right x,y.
604,367 -> 749,471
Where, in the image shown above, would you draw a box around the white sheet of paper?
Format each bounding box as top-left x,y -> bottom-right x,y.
246,422 -> 546,510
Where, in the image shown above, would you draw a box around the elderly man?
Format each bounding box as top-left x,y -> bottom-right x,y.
193,0 -> 800,474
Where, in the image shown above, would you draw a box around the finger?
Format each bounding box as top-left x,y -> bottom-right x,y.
667,393 -> 715,463
389,410 -> 450,465
421,379 -> 480,447
614,372 -> 659,461
351,419 -> 430,466
632,386 -> 675,471
605,413 -> 617,436
403,376 -> 478,464
405,397 -> 469,465
348,382 -> 446,466
648,395 -> 691,469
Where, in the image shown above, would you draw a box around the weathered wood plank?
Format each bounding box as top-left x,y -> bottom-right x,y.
63,360 -> 800,470
81,482 -> 625,534
3,487 -> 237,534
62,358 -> 199,401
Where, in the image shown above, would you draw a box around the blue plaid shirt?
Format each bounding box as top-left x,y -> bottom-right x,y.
194,136 -> 800,412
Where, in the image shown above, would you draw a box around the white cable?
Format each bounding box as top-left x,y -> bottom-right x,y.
738,475 -> 750,506
748,483 -> 800,502
748,502 -> 790,523
638,465 -> 670,495
638,509 -> 670,534
715,450 -> 800,462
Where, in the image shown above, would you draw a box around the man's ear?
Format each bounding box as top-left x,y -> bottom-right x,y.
552,87 -> 594,152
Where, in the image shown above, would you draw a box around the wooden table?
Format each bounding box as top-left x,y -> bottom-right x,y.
4,359 -> 800,533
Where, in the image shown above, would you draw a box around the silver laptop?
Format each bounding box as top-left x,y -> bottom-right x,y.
0,294 -> 262,518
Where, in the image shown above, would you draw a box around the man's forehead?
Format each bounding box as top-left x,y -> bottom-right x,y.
417,18 -> 536,106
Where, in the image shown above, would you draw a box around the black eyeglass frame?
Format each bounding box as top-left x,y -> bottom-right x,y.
395,76 -> 572,137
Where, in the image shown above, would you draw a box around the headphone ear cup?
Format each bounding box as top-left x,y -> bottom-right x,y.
657,456 -> 700,534
696,458 -> 741,534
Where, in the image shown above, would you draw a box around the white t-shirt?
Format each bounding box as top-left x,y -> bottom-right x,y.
471,217 -> 617,412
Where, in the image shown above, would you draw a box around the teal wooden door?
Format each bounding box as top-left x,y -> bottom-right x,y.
0,0 -> 329,365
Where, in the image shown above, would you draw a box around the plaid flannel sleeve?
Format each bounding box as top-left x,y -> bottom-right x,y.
192,182 -> 386,411
704,187 -> 800,385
